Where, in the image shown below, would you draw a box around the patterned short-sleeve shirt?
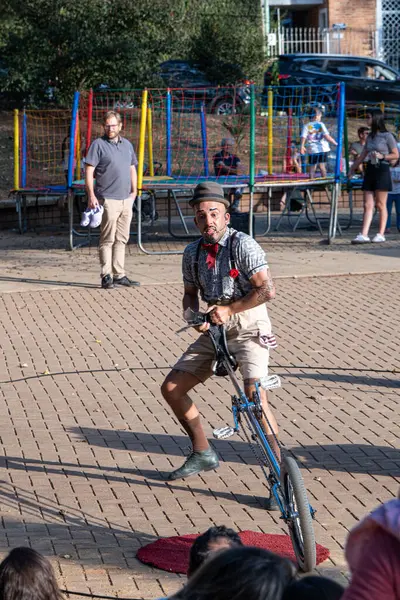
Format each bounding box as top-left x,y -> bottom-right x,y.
182,228 -> 268,303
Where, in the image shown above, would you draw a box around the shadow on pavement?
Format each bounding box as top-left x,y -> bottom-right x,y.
0,454 -> 270,513
65,429 -> 400,477
0,478 -> 158,568
277,371 -> 400,388
1,365 -> 397,386
0,276 -> 98,289
290,443 -> 400,477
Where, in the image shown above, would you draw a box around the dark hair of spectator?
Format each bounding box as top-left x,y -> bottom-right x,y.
174,546 -> 295,600
357,126 -> 370,137
366,109 -> 388,137
188,525 -> 243,576
282,575 -> 345,600
311,107 -> 323,118
0,547 -> 62,600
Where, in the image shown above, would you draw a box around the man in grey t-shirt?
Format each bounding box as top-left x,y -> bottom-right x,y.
85,111 -> 140,289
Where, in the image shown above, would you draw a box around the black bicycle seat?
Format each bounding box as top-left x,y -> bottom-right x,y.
208,323 -> 238,377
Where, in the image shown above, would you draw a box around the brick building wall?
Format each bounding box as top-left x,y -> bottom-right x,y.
305,0 -> 377,56
308,0 -> 377,30
326,0 -> 376,30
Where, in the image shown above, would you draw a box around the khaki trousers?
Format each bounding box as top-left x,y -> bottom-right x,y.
173,304 -> 272,382
99,197 -> 133,278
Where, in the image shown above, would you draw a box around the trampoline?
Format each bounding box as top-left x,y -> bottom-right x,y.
10,185 -> 68,234
65,81 -> 346,252
69,175 -> 249,252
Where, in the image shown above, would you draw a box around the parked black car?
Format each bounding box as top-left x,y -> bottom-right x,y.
265,54 -> 400,107
157,60 -> 251,114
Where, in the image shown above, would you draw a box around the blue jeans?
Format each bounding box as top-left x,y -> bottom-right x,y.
386,193 -> 400,230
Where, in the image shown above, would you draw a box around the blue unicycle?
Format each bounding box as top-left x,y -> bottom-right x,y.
180,311 -> 317,572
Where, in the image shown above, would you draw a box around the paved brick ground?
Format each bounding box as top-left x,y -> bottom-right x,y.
1,229 -> 400,294
0,273 -> 399,597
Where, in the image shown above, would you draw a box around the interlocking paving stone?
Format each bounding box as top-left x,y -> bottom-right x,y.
0,273 -> 399,596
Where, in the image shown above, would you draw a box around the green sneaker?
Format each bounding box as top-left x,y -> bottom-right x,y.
167,448 -> 219,481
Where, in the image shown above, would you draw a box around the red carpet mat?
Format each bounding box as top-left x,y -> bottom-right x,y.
136,530 -> 330,573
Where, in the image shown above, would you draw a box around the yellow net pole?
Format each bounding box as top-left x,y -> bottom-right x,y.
14,109 -> 19,189
137,89 -> 148,192
147,106 -> 154,177
268,88 -> 273,175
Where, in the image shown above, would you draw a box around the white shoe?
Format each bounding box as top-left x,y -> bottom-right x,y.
90,205 -> 104,228
372,233 -> 386,243
351,233 -> 370,244
80,208 -> 94,227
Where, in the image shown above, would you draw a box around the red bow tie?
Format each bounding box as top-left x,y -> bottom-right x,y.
202,242 -> 219,269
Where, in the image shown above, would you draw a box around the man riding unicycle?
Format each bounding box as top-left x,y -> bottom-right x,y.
161,181 -> 279,509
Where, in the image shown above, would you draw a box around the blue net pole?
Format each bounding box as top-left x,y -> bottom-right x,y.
68,91 -> 80,188
166,89 -> 172,176
200,104 -> 209,177
334,82 -> 346,182
21,111 -> 27,188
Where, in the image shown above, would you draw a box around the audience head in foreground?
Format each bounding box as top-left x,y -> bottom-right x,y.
175,546 -> 295,600
188,525 -> 243,576
0,547 -> 62,600
282,575 -> 345,600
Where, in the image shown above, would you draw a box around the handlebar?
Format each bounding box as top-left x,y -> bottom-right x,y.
177,309 -> 281,390
176,310 -> 213,333
185,309 -> 209,326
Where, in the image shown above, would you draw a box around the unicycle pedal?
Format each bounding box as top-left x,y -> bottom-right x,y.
259,375 -> 281,390
213,426 -> 236,440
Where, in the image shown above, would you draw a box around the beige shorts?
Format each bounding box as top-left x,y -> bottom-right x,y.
174,305 -> 271,382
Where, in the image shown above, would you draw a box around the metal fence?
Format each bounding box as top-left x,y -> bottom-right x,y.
268,28 -> 377,59
268,26 -> 400,71
379,24 -> 400,70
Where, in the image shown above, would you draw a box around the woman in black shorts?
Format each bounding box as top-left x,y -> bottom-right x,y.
350,110 -> 399,244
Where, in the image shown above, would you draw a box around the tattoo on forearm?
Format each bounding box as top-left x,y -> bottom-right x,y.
254,272 -> 275,302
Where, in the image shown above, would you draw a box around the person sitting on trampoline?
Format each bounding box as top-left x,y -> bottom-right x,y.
349,127 -> 370,175
300,107 -> 338,179
213,138 -> 242,213
161,181 -> 279,509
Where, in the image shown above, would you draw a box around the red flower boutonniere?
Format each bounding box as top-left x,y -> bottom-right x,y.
229,268 -> 239,279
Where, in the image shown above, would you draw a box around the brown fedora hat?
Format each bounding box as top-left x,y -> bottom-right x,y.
189,181 -> 230,208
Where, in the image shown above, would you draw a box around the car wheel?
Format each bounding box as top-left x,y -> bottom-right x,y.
212,98 -> 236,115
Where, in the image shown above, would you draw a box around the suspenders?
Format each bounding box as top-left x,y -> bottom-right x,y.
193,230 -> 243,300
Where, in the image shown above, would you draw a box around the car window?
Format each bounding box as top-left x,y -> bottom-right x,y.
160,62 -> 191,73
289,60 -> 303,72
325,60 -> 361,77
170,71 -> 210,86
300,59 -> 325,73
363,63 -> 398,81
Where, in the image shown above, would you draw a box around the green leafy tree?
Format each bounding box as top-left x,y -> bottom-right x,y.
189,0 -> 265,85
1,0 -> 266,106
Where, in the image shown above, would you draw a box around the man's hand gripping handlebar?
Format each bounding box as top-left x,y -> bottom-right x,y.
176,309 -> 210,334
177,309 -> 237,377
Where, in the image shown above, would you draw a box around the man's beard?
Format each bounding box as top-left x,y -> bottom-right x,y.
202,224 -> 226,243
